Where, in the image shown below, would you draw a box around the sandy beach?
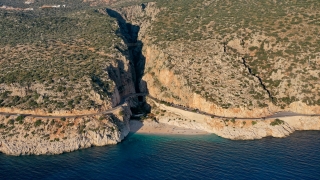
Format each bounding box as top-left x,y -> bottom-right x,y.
129,120 -> 209,135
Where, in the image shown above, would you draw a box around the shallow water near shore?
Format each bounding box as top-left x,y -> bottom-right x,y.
1,131 -> 320,180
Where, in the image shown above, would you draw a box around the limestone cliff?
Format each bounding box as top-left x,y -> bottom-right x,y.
142,44 -> 320,118
149,97 -> 320,140
0,105 -> 131,156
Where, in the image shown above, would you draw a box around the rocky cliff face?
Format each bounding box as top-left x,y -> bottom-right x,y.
149,97 -> 320,140
106,2 -> 160,95
142,44 -> 320,118
161,115 -> 320,140
0,105 -> 131,156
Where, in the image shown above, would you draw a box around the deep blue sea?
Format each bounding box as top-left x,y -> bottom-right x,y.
1,131 -> 320,180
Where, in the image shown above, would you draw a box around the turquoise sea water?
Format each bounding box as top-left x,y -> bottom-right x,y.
1,131 -> 320,180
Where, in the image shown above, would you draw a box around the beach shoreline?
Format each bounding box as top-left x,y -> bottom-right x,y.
129,120 -> 209,135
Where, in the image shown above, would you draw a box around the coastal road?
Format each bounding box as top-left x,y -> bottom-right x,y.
147,96 -> 320,120
0,93 -> 319,120
0,93 -> 148,119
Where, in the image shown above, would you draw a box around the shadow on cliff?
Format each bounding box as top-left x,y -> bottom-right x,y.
107,113 -> 145,139
124,120 -> 144,139
106,8 -> 147,96
106,8 -> 151,120
107,60 -> 133,97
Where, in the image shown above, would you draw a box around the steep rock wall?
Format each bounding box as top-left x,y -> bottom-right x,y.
142,44 -> 320,118
150,98 -> 320,140
0,105 -> 131,156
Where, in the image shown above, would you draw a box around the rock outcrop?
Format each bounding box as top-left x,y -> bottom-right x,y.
150,97 -> 320,140
0,105 -> 131,156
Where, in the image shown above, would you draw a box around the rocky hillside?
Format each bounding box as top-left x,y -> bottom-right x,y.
0,8 -> 137,114
0,1 -> 140,155
0,0 -> 320,155
114,0 -> 320,118
0,105 -> 131,155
